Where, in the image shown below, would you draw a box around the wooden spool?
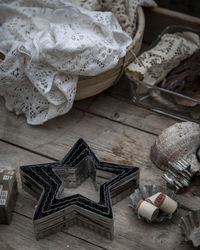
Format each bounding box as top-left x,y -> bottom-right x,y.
75,6 -> 145,100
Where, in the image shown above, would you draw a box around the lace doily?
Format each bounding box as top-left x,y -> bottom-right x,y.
69,0 -> 157,36
126,0 -> 157,34
108,0 -> 133,37
69,0 -> 110,11
0,0 -> 131,125
127,32 -> 200,94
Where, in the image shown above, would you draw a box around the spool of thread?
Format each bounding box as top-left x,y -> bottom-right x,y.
147,192 -> 177,214
136,200 -> 159,222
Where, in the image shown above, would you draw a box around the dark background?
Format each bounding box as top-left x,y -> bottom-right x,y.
155,0 -> 200,17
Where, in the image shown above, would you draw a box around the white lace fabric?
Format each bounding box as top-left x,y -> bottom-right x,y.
0,0 -> 132,125
69,0 -> 157,36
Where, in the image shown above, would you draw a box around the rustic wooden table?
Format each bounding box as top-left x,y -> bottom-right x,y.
0,7 -> 200,250
0,77 -> 200,250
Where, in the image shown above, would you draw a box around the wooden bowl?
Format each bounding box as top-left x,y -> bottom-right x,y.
75,6 -> 145,100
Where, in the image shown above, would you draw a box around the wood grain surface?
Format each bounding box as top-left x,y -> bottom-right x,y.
0,7 -> 199,250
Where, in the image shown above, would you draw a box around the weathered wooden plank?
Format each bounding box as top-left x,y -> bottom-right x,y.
0,97 -> 156,168
75,71 -> 177,136
66,198 -> 198,250
75,92 -> 176,135
0,8 -> 199,250
0,140 -> 199,250
14,172 -> 200,250
65,163 -> 200,250
0,213 -> 104,250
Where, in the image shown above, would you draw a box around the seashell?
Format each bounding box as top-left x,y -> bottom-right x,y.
129,184 -> 177,222
150,122 -> 200,174
179,210 -> 200,247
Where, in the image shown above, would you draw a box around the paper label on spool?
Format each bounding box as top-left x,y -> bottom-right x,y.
154,193 -> 166,207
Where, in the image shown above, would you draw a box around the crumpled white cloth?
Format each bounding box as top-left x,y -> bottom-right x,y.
0,0 -> 131,125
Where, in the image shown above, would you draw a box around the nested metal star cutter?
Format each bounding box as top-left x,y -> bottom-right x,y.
20,138 -> 140,240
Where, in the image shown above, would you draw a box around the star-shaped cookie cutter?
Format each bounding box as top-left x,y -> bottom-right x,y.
20,139 -> 140,240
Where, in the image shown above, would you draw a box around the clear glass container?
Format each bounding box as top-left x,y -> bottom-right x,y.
127,25 -> 200,123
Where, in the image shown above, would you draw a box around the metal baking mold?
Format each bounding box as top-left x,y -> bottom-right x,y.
162,158 -> 194,192
129,184 -> 177,222
179,210 -> 200,247
20,138 -> 140,240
